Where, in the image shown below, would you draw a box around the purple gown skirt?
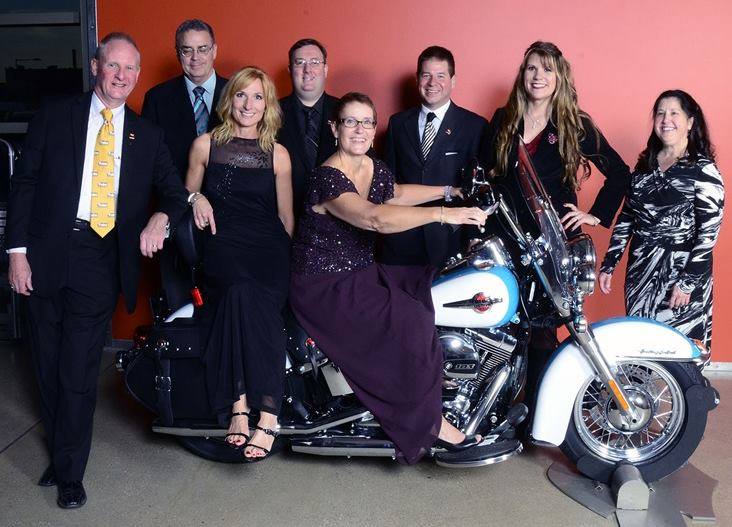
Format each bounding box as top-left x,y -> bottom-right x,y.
290,263 -> 442,464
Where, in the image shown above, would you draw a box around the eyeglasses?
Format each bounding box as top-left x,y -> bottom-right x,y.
338,117 -> 376,129
178,45 -> 213,58
292,58 -> 325,68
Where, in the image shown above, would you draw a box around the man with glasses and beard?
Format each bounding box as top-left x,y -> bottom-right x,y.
142,19 -> 227,312
278,38 -> 339,214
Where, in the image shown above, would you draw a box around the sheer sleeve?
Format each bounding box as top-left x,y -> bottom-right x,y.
677,161 -> 725,292
600,194 -> 635,274
307,166 -> 358,206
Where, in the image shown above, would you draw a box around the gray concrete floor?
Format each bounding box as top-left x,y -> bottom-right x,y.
1,340 -> 730,527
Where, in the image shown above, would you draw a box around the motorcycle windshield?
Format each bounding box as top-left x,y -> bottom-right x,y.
515,141 -> 572,304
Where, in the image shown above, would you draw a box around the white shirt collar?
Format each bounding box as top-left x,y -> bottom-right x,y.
420,99 -> 451,121
91,91 -> 126,118
184,70 -> 217,94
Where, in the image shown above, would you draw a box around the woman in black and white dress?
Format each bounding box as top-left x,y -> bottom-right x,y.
599,90 -> 724,351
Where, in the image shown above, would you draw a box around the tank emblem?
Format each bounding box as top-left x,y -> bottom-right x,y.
443,293 -> 503,313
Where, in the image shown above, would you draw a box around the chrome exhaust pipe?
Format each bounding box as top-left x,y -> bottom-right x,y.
463,362 -> 511,436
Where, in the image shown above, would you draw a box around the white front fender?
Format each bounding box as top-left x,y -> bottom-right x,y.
531,317 -> 701,446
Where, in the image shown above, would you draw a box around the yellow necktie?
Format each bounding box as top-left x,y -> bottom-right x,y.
90,108 -> 116,237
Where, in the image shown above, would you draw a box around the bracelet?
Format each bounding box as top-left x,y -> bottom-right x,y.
189,192 -> 204,207
440,206 -> 444,225
443,185 -> 453,203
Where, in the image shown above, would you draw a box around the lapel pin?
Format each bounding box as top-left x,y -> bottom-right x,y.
128,132 -> 136,141
445,128 -> 452,135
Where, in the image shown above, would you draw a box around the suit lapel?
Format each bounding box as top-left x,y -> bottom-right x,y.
403,108 -> 422,165
424,102 -> 457,165
175,76 -> 197,135
118,108 -> 138,222
317,93 -> 335,161
282,95 -> 309,172
72,93 -> 92,194
210,75 -> 227,129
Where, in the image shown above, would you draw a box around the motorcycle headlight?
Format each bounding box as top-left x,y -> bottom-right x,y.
568,234 -> 596,268
575,264 -> 596,296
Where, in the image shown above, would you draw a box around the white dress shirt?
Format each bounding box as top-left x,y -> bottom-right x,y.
418,100 -> 451,140
184,71 -> 217,114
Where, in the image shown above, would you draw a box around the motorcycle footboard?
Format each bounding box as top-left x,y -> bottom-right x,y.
434,438 -> 523,468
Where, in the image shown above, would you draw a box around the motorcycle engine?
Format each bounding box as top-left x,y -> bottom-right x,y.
440,332 -> 480,379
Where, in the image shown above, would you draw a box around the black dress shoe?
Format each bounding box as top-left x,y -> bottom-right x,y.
37,464 -> 57,487
57,480 -> 87,509
434,434 -> 481,452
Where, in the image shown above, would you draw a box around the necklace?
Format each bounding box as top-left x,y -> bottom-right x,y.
524,112 -> 546,130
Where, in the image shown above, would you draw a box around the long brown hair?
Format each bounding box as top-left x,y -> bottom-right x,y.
494,41 -> 592,190
212,66 -> 282,152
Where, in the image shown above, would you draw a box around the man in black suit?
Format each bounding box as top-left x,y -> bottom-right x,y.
278,38 -> 339,213
381,46 -> 488,268
142,19 -> 227,311
6,33 -> 187,509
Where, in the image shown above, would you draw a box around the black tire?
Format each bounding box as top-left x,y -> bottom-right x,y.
177,435 -> 284,463
177,436 -> 247,463
560,361 -> 717,483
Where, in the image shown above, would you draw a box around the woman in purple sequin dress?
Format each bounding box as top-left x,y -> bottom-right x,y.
289,93 -> 488,464
186,68 -> 294,461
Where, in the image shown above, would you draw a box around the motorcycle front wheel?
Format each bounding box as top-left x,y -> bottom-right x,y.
560,361 -> 713,483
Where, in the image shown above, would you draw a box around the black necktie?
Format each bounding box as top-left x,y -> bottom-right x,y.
304,107 -> 319,170
421,112 -> 437,159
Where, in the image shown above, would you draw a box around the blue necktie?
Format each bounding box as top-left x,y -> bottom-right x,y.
193,86 -> 209,136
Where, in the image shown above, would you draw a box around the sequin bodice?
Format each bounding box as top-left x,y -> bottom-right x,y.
292,159 -> 395,274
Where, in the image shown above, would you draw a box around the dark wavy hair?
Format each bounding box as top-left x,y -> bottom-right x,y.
494,41 -> 595,190
635,90 -> 715,172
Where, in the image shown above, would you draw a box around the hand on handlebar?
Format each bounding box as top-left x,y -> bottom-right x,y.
441,206 -> 489,228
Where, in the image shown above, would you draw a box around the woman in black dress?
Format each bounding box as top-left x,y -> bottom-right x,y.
186,67 -> 294,461
599,90 -> 724,351
289,93 -> 489,464
480,41 -> 631,414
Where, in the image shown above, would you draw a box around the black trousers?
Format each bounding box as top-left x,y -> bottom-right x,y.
25,227 -> 119,482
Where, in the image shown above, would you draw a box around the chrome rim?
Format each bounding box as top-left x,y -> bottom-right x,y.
573,361 -> 685,463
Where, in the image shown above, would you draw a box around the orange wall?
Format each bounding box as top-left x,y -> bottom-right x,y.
102,0 -> 732,361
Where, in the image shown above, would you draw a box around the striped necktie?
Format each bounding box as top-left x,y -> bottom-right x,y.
90,108 -> 116,237
421,112 -> 437,160
193,86 -> 209,136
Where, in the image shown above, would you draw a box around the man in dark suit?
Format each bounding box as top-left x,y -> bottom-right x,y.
381,46 -> 488,268
142,19 -> 227,311
6,33 -> 187,509
277,38 -> 339,213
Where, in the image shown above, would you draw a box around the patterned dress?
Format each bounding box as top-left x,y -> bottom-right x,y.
600,156 -> 724,350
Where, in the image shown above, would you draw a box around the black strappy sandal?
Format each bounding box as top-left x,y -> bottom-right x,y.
225,411 -> 251,449
243,425 -> 279,462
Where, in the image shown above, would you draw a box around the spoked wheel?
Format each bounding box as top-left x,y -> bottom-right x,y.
561,361 -> 716,483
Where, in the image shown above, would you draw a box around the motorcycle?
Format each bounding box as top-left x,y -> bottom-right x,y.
117,141 -> 718,481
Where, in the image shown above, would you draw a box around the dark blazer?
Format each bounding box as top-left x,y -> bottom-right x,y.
7,92 -> 188,312
278,92 -> 339,211
479,107 -> 630,235
381,102 -> 489,267
142,74 -> 228,180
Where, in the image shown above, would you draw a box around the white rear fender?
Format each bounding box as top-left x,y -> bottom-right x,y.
531,317 -> 702,446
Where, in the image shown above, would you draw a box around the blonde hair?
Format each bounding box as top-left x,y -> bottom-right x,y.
495,42 -> 594,190
212,66 -> 282,152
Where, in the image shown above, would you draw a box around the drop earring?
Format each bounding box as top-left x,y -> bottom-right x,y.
335,137 -> 338,147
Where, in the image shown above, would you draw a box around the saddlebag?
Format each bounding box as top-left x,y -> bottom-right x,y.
124,317 -> 214,426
